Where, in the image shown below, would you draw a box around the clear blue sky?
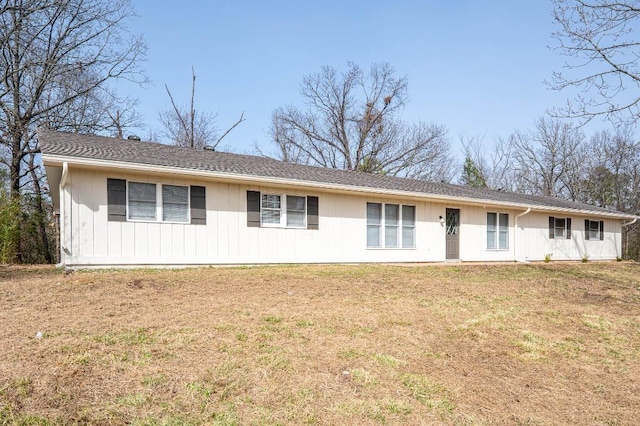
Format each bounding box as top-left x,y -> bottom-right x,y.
122,0 -> 581,156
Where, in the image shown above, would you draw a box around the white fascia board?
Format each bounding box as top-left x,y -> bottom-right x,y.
42,154 -> 639,220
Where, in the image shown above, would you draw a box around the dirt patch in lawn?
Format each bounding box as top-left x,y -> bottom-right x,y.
1,263 -> 639,425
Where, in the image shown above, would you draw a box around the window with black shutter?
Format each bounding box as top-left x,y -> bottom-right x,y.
246,190 -> 319,229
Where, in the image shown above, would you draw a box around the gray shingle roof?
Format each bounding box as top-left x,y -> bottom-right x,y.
38,129 -> 637,219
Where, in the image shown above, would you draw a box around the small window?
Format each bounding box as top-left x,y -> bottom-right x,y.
487,212 -> 508,250
261,194 -> 282,225
585,220 -> 604,241
555,218 -> 566,239
286,195 -> 306,227
367,203 -> 382,248
163,185 -> 188,222
402,205 -> 415,248
499,213 -> 509,249
549,216 -> 572,239
128,182 -> 157,220
385,204 -> 399,247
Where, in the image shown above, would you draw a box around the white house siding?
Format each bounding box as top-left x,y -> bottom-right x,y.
516,213 -> 621,261
456,205 -> 517,262
59,167 -> 623,266
61,167 -> 457,266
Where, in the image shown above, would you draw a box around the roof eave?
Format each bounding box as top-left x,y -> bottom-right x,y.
42,153 -> 638,220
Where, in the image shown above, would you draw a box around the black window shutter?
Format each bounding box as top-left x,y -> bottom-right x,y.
307,196 -> 319,230
190,185 -> 206,224
247,190 -> 261,227
549,216 -> 555,239
585,219 -> 590,240
566,218 -> 571,239
599,220 -> 604,240
107,178 -> 126,222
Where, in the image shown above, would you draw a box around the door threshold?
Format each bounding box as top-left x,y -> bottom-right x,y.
445,259 -> 461,263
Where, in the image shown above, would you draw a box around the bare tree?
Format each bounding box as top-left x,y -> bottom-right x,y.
270,62 -> 453,179
0,0 -> 146,263
159,67 -> 245,150
550,0 -> 640,124
0,0 -> 146,198
584,128 -> 640,210
510,117 -> 586,199
460,135 -> 516,191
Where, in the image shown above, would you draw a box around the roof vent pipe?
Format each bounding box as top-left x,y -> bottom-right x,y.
127,135 -> 141,141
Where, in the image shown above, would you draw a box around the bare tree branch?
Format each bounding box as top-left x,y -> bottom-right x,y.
549,0 -> 640,125
213,111 -> 245,149
270,62 -> 454,179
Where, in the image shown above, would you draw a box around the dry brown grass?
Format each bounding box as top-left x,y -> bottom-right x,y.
1,262 -> 639,425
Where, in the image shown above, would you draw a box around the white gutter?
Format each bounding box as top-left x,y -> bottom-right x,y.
514,208 -> 531,263
622,217 -> 638,227
55,162 -> 69,268
41,154 -> 637,220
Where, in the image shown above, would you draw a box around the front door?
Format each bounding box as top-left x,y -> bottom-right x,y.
446,208 -> 460,260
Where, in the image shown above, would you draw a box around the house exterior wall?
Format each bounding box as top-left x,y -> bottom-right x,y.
60,167 -> 449,266
516,214 -> 621,261
57,166 -> 623,267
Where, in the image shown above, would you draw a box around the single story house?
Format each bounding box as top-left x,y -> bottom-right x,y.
38,129 -> 639,268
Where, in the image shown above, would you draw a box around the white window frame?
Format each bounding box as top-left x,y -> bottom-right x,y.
162,184 -> 190,223
128,181 -> 157,221
260,193 -> 307,228
554,217 -> 567,239
367,202 -> 415,249
286,195 -> 307,227
487,212 -> 509,250
385,204 -> 400,248
401,205 -> 416,249
127,181 -> 190,224
587,220 -> 602,240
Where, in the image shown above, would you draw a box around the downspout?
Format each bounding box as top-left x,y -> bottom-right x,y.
514,208 -> 531,263
56,162 -> 69,268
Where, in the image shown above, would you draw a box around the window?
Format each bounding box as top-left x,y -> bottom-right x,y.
246,191 -> 318,229
385,204 -> 399,247
548,216 -> 571,239
107,179 -> 205,224
260,193 -> 307,227
555,218 -> 566,238
367,203 -> 382,247
585,220 -> 604,241
402,205 -> 416,248
128,182 -> 190,223
261,194 -> 281,224
128,182 -> 157,220
286,196 -> 306,227
487,212 -> 509,250
163,185 -> 188,222
367,202 -> 415,248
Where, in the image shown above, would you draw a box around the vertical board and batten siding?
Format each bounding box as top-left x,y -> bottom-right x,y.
59,167 -> 623,266
516,213 -> 621,261
61,168 -> 454,266
457,205 -> 517,262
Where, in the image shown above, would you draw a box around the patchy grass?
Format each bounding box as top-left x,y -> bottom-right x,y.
1,263 -> 639,424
